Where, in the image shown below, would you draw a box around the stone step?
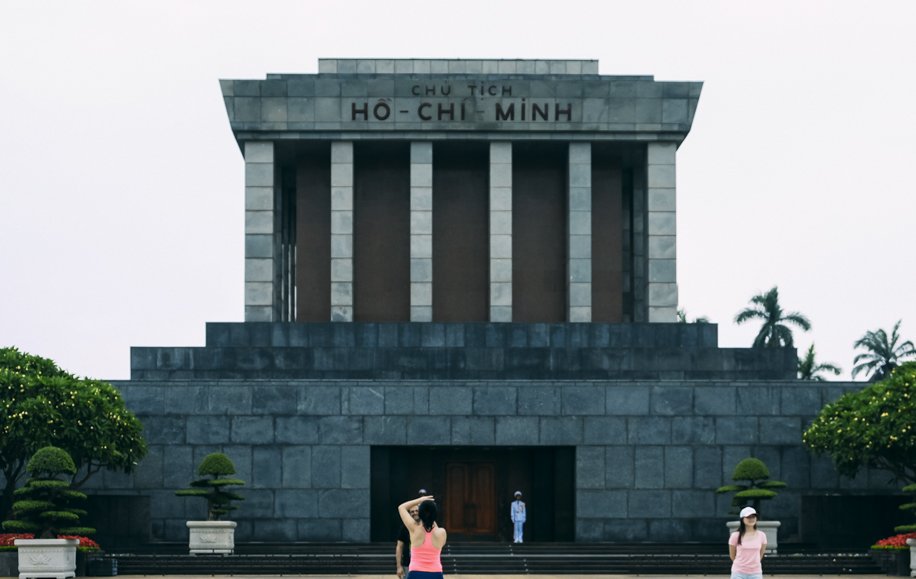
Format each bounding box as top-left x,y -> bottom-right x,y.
92,544 -> 883,576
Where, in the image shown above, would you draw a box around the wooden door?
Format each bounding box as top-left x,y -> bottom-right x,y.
444,462 -> 496,536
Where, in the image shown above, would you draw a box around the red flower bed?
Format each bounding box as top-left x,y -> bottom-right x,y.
0,533 -> 33,547
872,532 -> 916,550
0,533 -> 100,551
59,535 -> 101,551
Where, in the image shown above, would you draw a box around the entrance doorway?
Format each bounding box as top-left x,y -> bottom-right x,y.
370,446 -> 574,542
444,461 -> 496,536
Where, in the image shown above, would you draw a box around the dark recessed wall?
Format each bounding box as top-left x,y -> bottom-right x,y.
433,143 -> 489,322
512,143 -> 567,322
592,146 -> 624,322
354,142 -> 411,321
295,144 -> 331,322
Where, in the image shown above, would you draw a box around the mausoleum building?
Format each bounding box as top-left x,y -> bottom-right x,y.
82,59 -> 897,548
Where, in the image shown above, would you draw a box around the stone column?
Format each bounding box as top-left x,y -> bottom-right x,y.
410,142 -> 433,322
568,143 -> 592,322
489,142 -> 512,322
330,141 -> 354,322
646,142 -> 677,322
631,170 -> 647,322
244,141 -> 276,322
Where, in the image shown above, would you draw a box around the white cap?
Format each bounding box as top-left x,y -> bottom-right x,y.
514,490 -> 522,497
739,506 -> 757,519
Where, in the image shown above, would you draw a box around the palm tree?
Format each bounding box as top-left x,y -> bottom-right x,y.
797,344 -> 841,381
851,320 -> 916,381
734,286 -> 811,348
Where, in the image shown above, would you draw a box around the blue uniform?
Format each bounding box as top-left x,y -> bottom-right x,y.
510,499 -> 526,543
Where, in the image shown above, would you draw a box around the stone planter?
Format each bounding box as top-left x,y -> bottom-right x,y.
13,538 -> 79,579
726,520 -> 781,553
908,538 -> 916,577
870,549 -> 911,576
187,520 -> 237,554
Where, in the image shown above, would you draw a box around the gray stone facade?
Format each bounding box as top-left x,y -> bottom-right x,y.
229,59 -> 702,322
61,60 -> 898,548
90,362 -> 889,543
128,322 -> 794,381
78,321 -> 895,545
222,60 -> 699,137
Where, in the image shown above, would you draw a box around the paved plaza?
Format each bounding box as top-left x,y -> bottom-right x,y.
43,574 -> 891,579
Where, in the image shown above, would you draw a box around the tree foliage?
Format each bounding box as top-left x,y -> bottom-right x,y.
734,286 -> 811,348
852,320 -> 916,382
803,362 -> 916,485
797,344 -> 841,381
895,483 -> 916,533
716,457 -> 787,514
2,447 -> 94,538
175,453 -> 245,521
0,347 -> 147,518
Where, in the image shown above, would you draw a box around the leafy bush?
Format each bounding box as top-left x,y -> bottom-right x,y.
1,447 -> 94,538
175,453 -> 244,521
716,457 -> 787,514
0,347 -> 147,518
803,362 -> 916,485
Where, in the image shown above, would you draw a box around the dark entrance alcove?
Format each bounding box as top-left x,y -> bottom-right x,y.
371,446 -> 574,542
800,494 -> 909,548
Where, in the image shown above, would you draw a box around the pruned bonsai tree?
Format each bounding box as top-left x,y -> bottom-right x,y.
176,453 -> 244,520
895,483 -> 916,533
1,446 -> 95,538
716,457 -> 787,515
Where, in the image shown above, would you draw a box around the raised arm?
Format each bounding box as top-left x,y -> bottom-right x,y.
398,495 -> 433,529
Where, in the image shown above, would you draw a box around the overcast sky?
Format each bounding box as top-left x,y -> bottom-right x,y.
2,1 -> 914,381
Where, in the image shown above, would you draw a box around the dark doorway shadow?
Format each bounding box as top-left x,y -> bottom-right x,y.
371,446 -> 574,543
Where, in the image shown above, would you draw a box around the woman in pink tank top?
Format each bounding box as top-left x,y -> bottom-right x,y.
398,495 -> 447,579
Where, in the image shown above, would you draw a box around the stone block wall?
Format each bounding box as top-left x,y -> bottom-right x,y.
78,376 -> 895,543
128,322 -> 796,381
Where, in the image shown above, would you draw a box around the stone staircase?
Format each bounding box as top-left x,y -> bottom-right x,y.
94,542 -> 883,575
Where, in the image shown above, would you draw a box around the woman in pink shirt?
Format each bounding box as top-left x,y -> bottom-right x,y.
728,506 -> 767,579
398,495 -> 447,579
